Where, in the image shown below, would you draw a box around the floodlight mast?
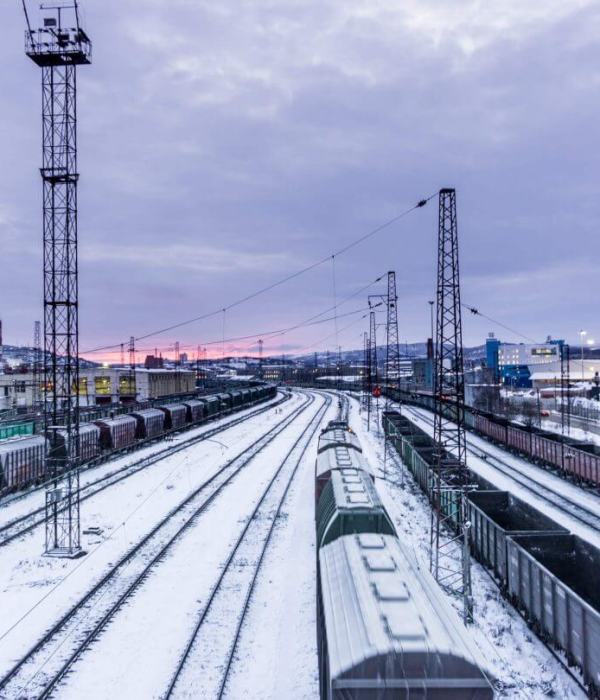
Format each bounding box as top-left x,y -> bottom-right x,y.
23,0 -> 91,557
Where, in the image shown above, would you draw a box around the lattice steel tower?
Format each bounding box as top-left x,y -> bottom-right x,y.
385,271 -> 401,403
24,1 -> 91,557
430,188 -> 472,623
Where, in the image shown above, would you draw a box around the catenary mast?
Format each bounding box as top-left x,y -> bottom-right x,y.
23,0 -> 91,556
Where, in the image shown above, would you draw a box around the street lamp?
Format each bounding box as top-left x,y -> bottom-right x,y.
580,330 -> 587,382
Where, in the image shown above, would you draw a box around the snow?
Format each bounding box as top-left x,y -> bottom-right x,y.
0,392 -> 301,683
0,394 -> 281,528
346,396 -> 587,699
0,390 -> 330,699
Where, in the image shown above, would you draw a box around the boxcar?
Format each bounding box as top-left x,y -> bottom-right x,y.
318,533 -> 494,699
94,415 -> 137,451
55,423 -> 101,463
182,400 -> 205,424
315,469 -> 395,548
0,435 -> 47,491
468,491 -> 568,584
200,395 -> 220,417
130,409 -> 165,440
228,390 -> 243,408
216,393 -> 232,413
315,446 -> 372,505
157,403 -> 187,431
507,533 -> 600,695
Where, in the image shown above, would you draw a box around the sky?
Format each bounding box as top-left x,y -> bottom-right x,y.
0,0 -> 599,361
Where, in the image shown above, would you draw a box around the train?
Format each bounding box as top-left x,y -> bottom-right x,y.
386,387 -> 600,487
384,408 -> 600,697
315,419 -> 494,699
0,385 -> 277,496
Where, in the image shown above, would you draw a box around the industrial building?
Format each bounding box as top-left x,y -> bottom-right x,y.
0,368 -> 195,411
485,334 -> 564,388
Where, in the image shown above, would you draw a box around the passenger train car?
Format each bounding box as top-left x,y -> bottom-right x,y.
314,418 -> 494,698
0,384 -> 277,496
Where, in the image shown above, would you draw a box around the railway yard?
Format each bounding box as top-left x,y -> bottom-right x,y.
0,388 -> 596,698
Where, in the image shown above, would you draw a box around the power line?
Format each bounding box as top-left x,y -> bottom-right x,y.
462,304 -> 539,344
81,194 -> 435,354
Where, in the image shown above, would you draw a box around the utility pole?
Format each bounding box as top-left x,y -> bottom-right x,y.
430,188 -> 473,624
258,339 -> 263,379
560,343 -> 571,465
33,320 -> 42,408
368,310 -> 378,430
174,340 -> 181,394
24,1 -> 91,557
120,343 -> 125,368
129,336 -> 137,403
385,271 -> 401,408
362,331 -> 370,415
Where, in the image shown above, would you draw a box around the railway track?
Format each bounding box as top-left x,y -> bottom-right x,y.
0,392 -> 313,700
0,394 -> 281,510
0,393 -> 290,547
164,391 -> 331,699
404,406 -> 600,533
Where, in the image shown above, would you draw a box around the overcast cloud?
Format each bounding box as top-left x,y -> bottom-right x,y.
1,0 -> 598,359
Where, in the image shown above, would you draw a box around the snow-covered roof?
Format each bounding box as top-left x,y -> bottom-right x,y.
319,534 -> 493,694
315,445 -> 371,480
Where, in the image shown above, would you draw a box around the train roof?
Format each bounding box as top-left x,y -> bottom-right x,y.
319,534 -> 493,697
327,468 -> 382,511
95,414 -> 137,426
181,400 -> 204,408
315,446 -> 372,480
0,434 -> 47,454
317,428 -> 362,455
199,395 -> 220,403
130,408 -> 165,418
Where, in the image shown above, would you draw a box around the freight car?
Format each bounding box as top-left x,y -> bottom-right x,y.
315,444 -> 372,505
317,534 -> 494,699
0,383 -> 278,497
130,408 -> 165,440
387,388 -> 600,487
182,400 -> 205,424
0,435 -> 48,490
317,426 -> 362,455
315,469 -> 395,548
507,533 -> 600,696
468,490 -> 568,584
94,415 -> 138,451
157,403 -> 187,431
54,423 -> 102,463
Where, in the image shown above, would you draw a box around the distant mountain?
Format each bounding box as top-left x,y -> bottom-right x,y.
295,343 -> 486,363
0,343 -> 99,369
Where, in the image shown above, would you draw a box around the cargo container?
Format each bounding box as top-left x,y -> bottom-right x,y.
507,534 -> 600,695
468,491 -> 568,584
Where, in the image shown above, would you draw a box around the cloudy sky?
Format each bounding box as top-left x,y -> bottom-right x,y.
1,0 -> 598,360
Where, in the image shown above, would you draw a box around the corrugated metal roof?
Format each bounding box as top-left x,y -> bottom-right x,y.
319,534 -> 493,695
315,447 -> 372,480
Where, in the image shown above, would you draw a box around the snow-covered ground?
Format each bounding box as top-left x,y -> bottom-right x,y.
0,393 -> 301,681
402,404 -> 600,548
0,390 -> 333,699
347,396 -> 587,699
0,394 -> 282,526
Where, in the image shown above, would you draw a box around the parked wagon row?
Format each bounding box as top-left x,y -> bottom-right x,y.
0,384 -> 277,496
315,418 -> 493,699
386,388 -> 600,487
385,407 -> 600,697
